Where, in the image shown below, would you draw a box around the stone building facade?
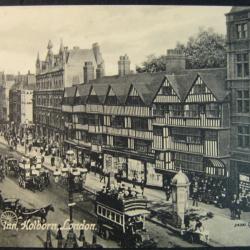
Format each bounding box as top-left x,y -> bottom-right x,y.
33,40 -> 105,153
226,7 -> 250,196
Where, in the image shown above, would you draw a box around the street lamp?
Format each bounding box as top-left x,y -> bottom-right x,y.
53,163 -> 87,224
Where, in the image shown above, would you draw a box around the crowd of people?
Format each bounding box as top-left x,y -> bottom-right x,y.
100,182 -> 144,202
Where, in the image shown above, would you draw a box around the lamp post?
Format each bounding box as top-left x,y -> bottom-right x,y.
53,161 -> 84,224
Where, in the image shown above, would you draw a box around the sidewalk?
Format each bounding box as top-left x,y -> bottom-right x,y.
2,136 -> 250,247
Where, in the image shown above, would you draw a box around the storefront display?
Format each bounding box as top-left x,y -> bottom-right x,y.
239,173 -> 250,195
127,158 -> 144,182
146,163 -> 163,187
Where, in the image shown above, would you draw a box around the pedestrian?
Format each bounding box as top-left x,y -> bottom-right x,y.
92,229 -> 97,245
51,156 -> 55,167
235,198 -> 241,219
165,184 -> 171,201
56,224 -> 63,248
0,190 -> 4,209
192,181 -> 199,207
132,174 -> 137,188
140,179 -> 145,195
64,225 -> 78,248
78,229 -> 88,247
230,194 -> 237,219
44,229 -> 53,248
99,170 -> 106,183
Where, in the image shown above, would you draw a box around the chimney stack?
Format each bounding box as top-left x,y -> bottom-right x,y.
96,63 -> 105,79
118,54 -> 130,77
84,61 -> 94,84
165,49 -> 186,74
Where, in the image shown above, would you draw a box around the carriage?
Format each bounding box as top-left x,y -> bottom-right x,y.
0,198 -> 54,227
95,187 -> 157,248
5,157 -> 19,177
18,157 -> 49,191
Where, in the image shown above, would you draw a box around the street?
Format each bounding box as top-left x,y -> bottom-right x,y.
0,141 -> 202,248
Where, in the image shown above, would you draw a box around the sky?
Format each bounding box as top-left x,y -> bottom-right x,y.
0,5 -> 231,76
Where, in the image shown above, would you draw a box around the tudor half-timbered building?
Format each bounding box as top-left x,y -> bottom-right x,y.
152,69 -> 230,185
62,50 -> 230,188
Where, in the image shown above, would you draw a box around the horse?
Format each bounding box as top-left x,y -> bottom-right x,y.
21,204 -> 54,224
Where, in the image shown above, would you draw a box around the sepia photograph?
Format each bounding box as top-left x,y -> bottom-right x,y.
0,4 -> 249,248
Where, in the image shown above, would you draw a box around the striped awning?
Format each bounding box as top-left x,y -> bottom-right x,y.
208,159 -> 225,168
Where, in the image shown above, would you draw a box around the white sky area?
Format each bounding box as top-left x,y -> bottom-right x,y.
0,5 -> 231,76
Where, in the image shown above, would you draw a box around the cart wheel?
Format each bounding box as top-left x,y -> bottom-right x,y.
0,211 -> 18,227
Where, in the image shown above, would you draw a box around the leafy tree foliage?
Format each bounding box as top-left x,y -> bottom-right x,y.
136,27 -> 227,73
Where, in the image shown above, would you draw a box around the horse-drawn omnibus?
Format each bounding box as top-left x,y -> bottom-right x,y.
18,157 -> 49,191
95,187 -> 157,248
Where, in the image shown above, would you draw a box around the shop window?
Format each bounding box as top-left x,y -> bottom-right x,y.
238,126 -> 250,148
237,90 -> 250,113
236,23 -> 248,39
205,103 -> 220,118
236,53 -> 249,78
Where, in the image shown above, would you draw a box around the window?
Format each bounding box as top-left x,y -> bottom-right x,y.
131,117 -> 148,131
111,212 -> 115,221
184,104 -> 199,117
237,90 -> 250,113
98,206 -> 101,214
153,104 -> 169,117
107,210 -> 110,219
236,23 -> 248,39
153,127 -> 163,136
175,152 -> 203,172
126,96 -> 144,106
106,96 -> 118,105
115,214 -> 120,223
102,208 -> 106,217
90,134 -> 103,145
87,95 -> 99,104
111,116 -> 124,128
236,53 -> 249,78
161,86 -> 172,95
88,114 -> 102,126
170,104 -> 184,117
113,136 -> 128,148
78,114 -> 87,125
193,83 -> 206,94
238,126 -> 250,148
171,128 -> 202,144
205,103 -> 220,118
205,130 -> 217,141
134,139 -> 152,153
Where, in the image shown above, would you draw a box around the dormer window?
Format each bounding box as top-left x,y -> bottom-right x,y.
236,23 -> 248,39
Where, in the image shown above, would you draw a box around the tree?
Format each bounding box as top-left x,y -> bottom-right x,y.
136,27 -> 227,73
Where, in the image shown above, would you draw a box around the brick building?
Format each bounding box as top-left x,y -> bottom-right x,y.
34,40 -> 105,154
62,51 -> 230,188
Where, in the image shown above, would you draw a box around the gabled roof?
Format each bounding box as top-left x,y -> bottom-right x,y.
109,83 -> 131,104
91,84 -> 109,104
64,86 -> 76,98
